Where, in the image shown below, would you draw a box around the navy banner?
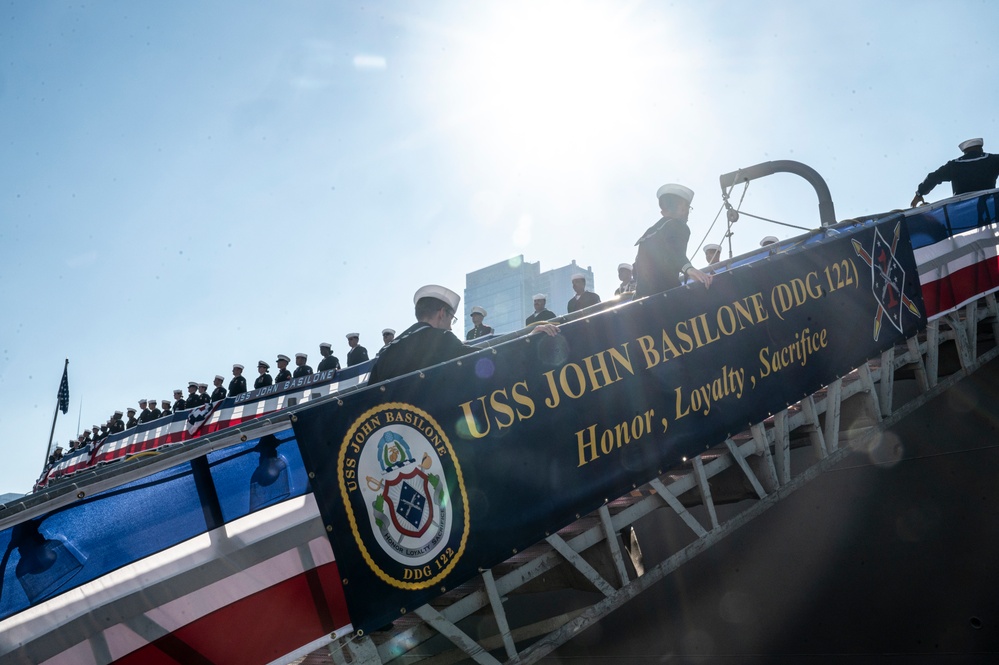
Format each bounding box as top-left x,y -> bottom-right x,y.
292,219 -> 926,632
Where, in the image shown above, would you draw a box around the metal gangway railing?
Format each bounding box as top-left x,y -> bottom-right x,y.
318,302 -> 999,665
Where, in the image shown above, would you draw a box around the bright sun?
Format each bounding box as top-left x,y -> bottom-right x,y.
448,2 -> 661,181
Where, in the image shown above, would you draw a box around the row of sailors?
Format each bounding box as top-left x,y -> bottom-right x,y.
50,332 -> 401,462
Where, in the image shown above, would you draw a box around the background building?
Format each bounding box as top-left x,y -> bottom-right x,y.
463,256 -> 595,335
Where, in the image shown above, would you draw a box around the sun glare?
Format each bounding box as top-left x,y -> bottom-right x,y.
452,2 -> 658,181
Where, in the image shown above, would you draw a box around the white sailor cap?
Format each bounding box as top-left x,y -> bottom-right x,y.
346,332 -> 360,339
233,363 -> 244,370
127,407 -> 137,413
148,398 -> 156,403
571,273 -> 586,282
382,328 -> 395,336
704,243 -> 722,253
214,375 -> 224,382
959,138 -> 984,151
656,183 -> 694,204
93,424 -> 100,429
198,383 -> 208,389
533,293 -> 547,301
296,352 -> 307,360
188,381 -> 198,388
114,410 -> 123,416
471,306 -> 487,317
760,236 -> 779,246
138,399 -> 147,405
173,389 -> 182,396
258,360 -> 270,368
618,263 -> 633,271
414,285 -> 461,311
276,354 -> 290,363
319,341 -> 332,349
161,399 -> 171,405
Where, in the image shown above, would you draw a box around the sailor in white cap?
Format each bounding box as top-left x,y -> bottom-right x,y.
160,399 -> 173,418
137,398 -> 152,424
634,183 -> 713,297
293,352 -> 313,378
567,272 -> 601,314
346,332 -> 369,367
211,374 -> 228,402
275,354 -> 292,382
760,236 -> 778,247
703,243 -> 722,265
147,399 -> 162,420
255,360 -> 273,389
912,137 -> 999,207
381,328 -> 396,349
186,381 -> 201,408
172,389 -> 186,412
466,306 -> 494,340
110,410 -> 126,434
526,293 -> 556,326
317,342 -> 341,373
369,285 -> 559,384
228,363 -> 247,397
197,382 -> 210,404
615,263 -> 636,297
126,406 -> 139,429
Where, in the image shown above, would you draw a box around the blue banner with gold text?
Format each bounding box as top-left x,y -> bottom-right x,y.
292,218 -> 926,632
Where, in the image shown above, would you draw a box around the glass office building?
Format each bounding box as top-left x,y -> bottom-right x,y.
463,256 -> 595,335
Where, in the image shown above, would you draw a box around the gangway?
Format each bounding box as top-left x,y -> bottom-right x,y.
1,175 -> 997,665
316,296 -> 999,665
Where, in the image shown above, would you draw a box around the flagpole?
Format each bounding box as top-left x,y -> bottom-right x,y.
44,358 -> 69,469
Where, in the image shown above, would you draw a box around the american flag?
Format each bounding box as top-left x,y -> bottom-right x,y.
57,363 -> 69,415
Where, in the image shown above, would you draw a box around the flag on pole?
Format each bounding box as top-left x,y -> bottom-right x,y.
57,364 -> 70,415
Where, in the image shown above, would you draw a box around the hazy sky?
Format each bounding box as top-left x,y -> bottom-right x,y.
2,0 -> 996,494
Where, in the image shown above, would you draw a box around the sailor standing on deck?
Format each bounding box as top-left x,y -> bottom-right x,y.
381,328 -> 396,350
369,285 -> 558,384
125,407 -> 138,429
186,381 -> 201,408
275,355 -> 292,383
346,333 -> 369,366
526,294 -> 556,326
293,353 -> 313,378
172,389 -> 186,412
911,138 -> 999,207
614,263 -> 637,297
634,183 -> 713,298
466,306 -> 494,340
255,360 -> 273,389
317,342 -> 341,372
228,364 -> 247,396
211,375 -> 227,402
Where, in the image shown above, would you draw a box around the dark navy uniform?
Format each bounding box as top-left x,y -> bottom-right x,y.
368,322 -> 475,384
255,372 -> 273,389
126,413 -> 138,429
317,355 -> 340,372
174,397 -> 187,411
567,291 -> 601,313
347,345 -> 369,367
148,405 -> 162,420
110,419 -> 125,434
634,216 -> 691,298
211,386 -> 227,402
466,324 -> 494,340
138,407 -> 154,424
228,375 -> 247,396
275,368 -> 292,382
293,364 -> 313,378
917,150 -> 999,198
526,308 -> 557,325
